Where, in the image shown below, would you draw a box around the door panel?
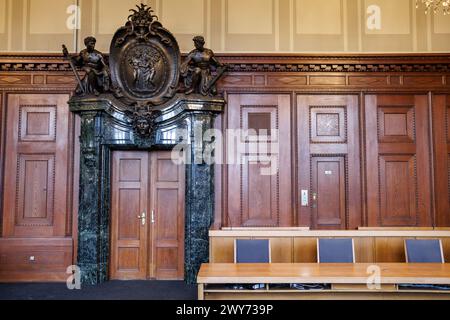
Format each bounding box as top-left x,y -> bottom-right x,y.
227,94 -> 293,227
311,157 -> 346,228
297,95 -> 361,229
110,151 -> 148,280
365,95 -> 432,227
3,94 -> 69,237
151,152 -> 185,280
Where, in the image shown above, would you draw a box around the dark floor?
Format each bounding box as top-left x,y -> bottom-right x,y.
0,281 -> 198,300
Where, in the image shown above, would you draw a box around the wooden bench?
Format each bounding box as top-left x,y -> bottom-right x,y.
209,229 -> 450,264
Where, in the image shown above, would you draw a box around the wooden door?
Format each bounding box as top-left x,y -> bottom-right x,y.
2,94 -> 70,238
226,94 -> 293,227
150,152 -> 185,280
297,95 -> 361,230
365,95 -> 432,227
110,151 -> 149,280
110,151 -> 184,280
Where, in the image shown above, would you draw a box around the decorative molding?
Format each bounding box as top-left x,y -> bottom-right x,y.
1,54 -> 450,73
309,105 -> 348,144
18,105 -> 57,142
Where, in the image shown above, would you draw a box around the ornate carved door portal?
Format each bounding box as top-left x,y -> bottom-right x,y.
66,4 -> 226,285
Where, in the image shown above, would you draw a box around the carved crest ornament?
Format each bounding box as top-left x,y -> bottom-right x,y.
63,3 -> 226,138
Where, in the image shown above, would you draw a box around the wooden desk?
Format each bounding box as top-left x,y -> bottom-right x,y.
197,263 -> 450,300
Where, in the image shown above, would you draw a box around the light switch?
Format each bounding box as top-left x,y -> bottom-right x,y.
301,190 -> 309,207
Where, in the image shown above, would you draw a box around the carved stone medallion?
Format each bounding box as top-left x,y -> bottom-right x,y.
109,4 -> 180,106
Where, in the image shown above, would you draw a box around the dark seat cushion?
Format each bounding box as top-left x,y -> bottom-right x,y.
318,239 -> 354,263
405,239 -> 443,263
235,239 -> 270,263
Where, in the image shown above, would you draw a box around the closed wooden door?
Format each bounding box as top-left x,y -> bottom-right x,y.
297,95 -> 361,230
150,152 -> 185,279
110,151 -> 185,280
365,95 -> 432,227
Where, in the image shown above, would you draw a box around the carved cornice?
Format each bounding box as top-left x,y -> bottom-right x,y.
1,53 -> 450,73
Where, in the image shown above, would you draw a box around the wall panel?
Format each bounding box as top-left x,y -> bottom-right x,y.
432,95 -> 450,227
0,0 -> 8,51
5,0 -> 450,53
365,95 -> 432,227
226,94 -> 293,227
2,94 -> 71,238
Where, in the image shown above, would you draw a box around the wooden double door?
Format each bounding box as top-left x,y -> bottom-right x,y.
110,151 -> 185,280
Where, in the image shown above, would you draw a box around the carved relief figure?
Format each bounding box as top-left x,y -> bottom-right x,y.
181,36 -> 227,96
128,47 -> 161,92
63,37 -> 111,96
127,106 -> 162,138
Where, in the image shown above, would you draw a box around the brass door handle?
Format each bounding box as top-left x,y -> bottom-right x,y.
151,210 -> 155,224
137,212 -> 146,226
312,193 -> 317,209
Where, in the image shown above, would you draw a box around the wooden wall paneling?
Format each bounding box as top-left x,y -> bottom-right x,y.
432,95 -> 450,227
365,95 -> 433,227
359,92 -> 368,227
214,113 -> 223,229
0,238 -> 73,282
374,238 -> 406,262
226,94 -> 293,227
293,238 -> 317,263
209,237 -> 235,263
0,91 -> 3,237
297,95 -> 361,230
269,238 -> 293,263
2,94 -> 70,238
441,238 -> 450,263
71,114 -> 80,263
353,237 -> 375,263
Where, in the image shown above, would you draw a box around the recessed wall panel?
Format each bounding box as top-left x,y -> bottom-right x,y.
161,0 -> 204,35
296,0 -> 341,35
364,0 -> 411,35
227,0 -> 273,34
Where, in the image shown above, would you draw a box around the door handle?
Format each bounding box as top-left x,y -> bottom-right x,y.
151,210 -> 155,224
312,193 -> 318,209
137,212 -> 146,226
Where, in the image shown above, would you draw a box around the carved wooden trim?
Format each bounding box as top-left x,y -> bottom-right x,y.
309,105 -> 348,144
1,53 -> 450,73
18,105 -> 58,143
